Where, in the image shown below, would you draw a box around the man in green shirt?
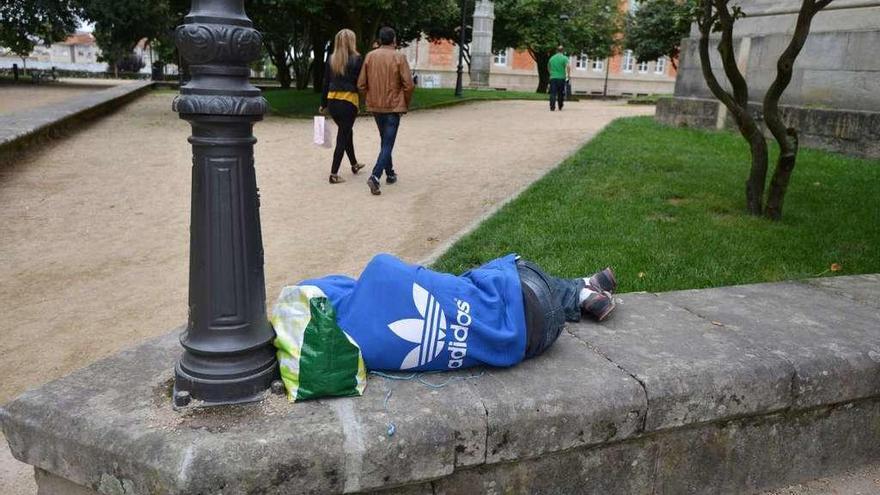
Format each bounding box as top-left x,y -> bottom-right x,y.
548,45 -> 570,111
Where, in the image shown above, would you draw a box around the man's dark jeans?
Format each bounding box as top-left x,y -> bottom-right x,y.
371,113 -> 401,180
548,78 -> 566,110
517,259 -> 583,359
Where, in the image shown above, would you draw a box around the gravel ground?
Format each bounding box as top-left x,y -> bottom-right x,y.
0,92 -> 649,492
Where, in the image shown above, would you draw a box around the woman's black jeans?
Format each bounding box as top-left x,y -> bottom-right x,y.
516,259 -> 583,360
327,99 -> 359,174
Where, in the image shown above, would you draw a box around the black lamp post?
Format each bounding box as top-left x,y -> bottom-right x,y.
172,0 -> 278,407
454,0 -> 468,97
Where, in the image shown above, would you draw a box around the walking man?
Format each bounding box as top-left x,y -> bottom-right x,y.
358,26 -> 415,196
548,45 -> 570,111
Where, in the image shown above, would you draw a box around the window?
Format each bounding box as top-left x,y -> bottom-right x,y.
592,58 -> 605,72
638,60 -> 649,73
655,56 -> 667,74
622,50 -> 634,73
493,49 -> 508,66
574,53 -> 588,70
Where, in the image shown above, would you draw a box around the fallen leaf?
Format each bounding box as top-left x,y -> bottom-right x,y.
711,321 -> 723,327
830,263 -> 842,272
637,272 -> 645,278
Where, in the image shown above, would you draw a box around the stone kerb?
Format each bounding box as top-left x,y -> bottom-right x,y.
0,81 -> 153,153
2,275 -> 879,494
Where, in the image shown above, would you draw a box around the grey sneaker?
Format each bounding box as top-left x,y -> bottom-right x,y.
367,176 -> 381,195
580,289 -> 616,321
587,267 -> 617,294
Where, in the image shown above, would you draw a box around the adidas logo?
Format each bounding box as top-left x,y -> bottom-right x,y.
388,283 -> 447,369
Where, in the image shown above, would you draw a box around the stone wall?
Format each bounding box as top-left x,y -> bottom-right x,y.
4,275 -> 880,494
656,96 -> 880,159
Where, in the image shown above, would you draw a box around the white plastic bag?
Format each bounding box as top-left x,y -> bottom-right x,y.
313,116 -> 333,148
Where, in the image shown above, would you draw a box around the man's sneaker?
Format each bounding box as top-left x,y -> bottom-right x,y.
586,267 -> 617,294
386,172 -> 398,185
581,289 -> 616,321
367,176 -> 381,195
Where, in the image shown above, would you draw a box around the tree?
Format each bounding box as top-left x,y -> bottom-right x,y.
80,0 -> 185,76
0,0 -> 81,70
493,0 -> 620,93
695,0 -> 833,219
249,0 -> 322,89
625,0 -> 696,70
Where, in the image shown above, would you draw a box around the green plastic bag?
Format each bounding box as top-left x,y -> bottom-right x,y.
270,285 -> 367,401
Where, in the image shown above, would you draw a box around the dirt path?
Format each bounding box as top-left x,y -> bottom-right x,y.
0,93 -> 649,492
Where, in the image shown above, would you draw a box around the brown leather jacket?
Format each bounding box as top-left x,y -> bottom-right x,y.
357,45 -> 415,113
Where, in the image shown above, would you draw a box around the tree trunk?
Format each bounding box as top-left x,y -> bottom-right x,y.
277,62 -> 292,88
762,0 -> 829,220
743,125 -> 770,215
765,135 -> 798,220
266,45 -> 292,89
531,50 -> 550,93
311,33 -> 327,93
696,1 -> 767,216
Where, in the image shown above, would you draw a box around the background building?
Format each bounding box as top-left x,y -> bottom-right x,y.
402,38 -> 676,96
401,0 -> 676,96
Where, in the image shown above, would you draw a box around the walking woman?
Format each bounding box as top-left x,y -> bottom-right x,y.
320,29 -> 366,183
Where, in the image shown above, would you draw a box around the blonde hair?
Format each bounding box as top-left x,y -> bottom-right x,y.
330,29 -> 359,77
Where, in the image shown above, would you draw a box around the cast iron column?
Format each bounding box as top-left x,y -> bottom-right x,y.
454,0 -> 467,97
172,0 -> 277,407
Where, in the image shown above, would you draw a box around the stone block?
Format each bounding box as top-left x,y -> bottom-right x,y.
569,293 -> 793,431
433,439 -> 658,495
435,398 -> 880,495
0,329 -> 489,494
652,399 -> 880,494
470,332 -> 646,464
806,274 -> 880,309
655,97 -> 719,129
659,281 -> 880,408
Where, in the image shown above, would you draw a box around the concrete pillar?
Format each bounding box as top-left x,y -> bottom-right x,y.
470,0 -> 495,88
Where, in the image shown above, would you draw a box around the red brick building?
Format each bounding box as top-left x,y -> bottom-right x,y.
400,1 -> 676,96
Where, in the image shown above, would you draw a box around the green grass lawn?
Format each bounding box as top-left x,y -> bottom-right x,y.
432,117 -> 880,293
263,87 -> 545,117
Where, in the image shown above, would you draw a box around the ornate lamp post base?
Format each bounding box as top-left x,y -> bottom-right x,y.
171,0 -> 278,407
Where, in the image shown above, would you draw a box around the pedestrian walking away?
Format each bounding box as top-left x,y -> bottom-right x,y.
548,45 -> 570,111
357,26 -> 415,196
320,28 -> 366,184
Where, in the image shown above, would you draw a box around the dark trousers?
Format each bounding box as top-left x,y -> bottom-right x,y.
516,259 -> 583,359
327,100 -> 359,175
371,113 -> 400,180
549,78 -> 566,110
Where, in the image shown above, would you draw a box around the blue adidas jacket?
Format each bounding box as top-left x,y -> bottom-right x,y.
300,254 -> 527,371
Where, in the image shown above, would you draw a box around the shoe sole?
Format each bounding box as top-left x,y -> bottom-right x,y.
594,299 -> 616,321
368,179 -> 381,195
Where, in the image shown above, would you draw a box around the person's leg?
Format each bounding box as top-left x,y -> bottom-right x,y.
383,113 -> 401,178
370,113 -> 389,180
339,102 -> 358,167
517,259 -> 617,359
548,80 -> 558,111
557,80 -> 565,110
328,101 -> 353,175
